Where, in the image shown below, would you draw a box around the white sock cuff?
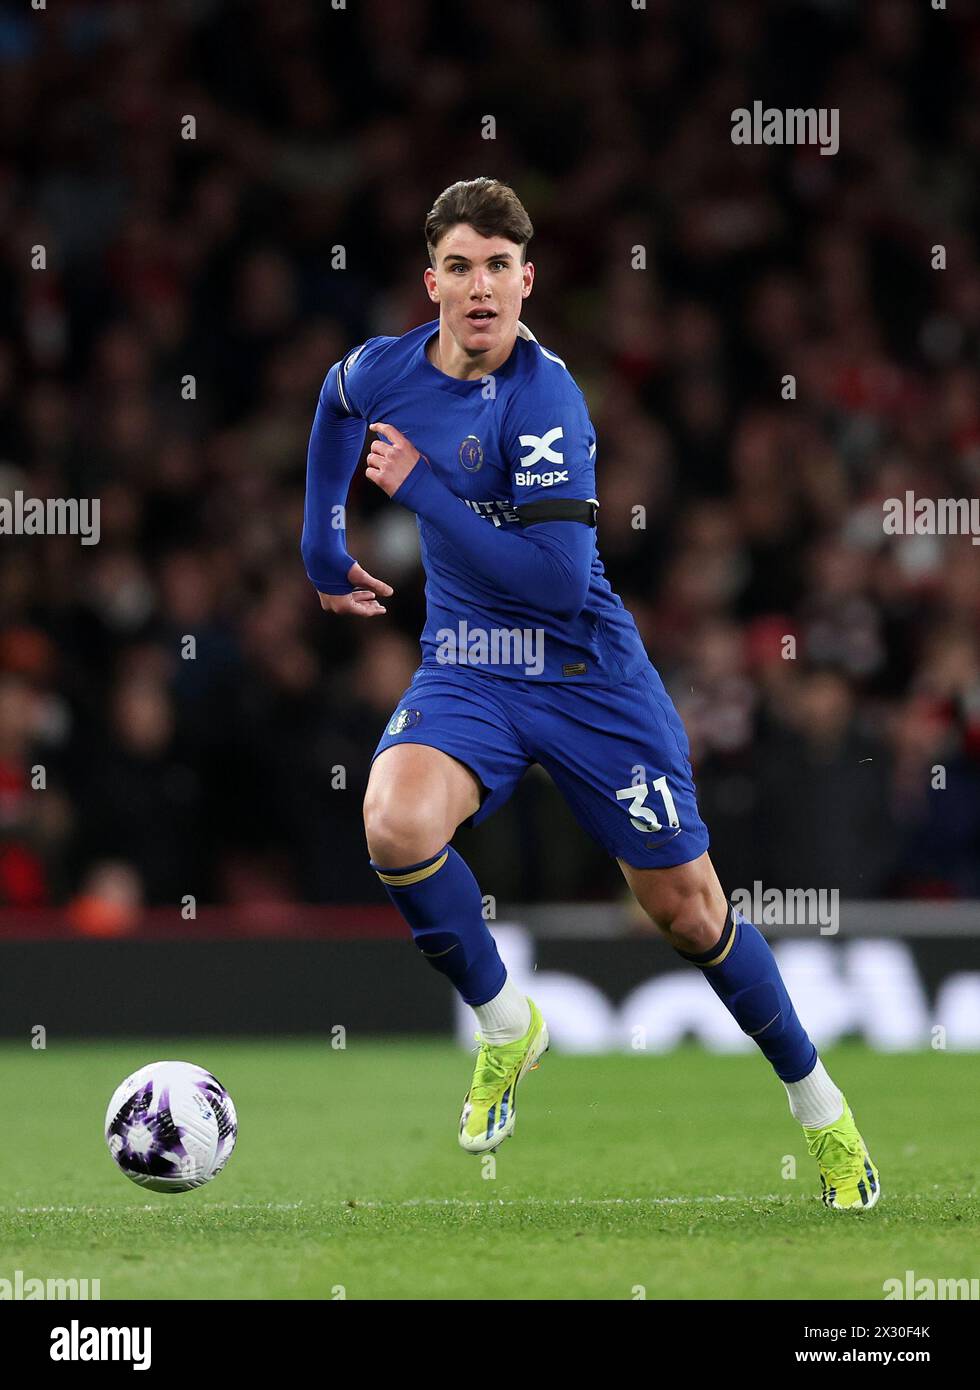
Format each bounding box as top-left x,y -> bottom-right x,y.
472,977 -> 531,1045
783,1058 -> 844,1129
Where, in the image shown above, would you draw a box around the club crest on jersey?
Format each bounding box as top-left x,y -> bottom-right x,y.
459,436 -> 484,472
387,707 -> 422,736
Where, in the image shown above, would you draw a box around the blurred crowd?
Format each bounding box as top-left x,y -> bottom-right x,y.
1,0 -> 979,919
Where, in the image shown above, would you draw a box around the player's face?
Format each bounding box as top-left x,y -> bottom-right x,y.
424,225 -> 533,356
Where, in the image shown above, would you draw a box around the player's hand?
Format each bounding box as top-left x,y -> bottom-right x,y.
317,561 -> 393,618
366,421 -> 425,497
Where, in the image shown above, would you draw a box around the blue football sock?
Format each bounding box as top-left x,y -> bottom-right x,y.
371,845 -> 507,1007
678,906 -> 817,1083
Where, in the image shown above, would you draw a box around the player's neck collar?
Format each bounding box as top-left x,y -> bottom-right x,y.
418,322 -> 523,390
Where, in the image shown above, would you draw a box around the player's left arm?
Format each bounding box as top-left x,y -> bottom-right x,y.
366,385 -> 597,621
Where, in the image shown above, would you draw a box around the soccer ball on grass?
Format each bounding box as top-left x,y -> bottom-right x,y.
105,1060 -> 237,1192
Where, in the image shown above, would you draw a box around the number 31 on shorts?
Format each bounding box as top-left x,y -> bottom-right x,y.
615,778 -> 680,833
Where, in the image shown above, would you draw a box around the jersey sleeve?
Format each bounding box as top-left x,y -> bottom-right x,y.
301,336 -> 393,594
324,335 -> 395,421
503,361 -> 599,528
392,458 -> 595,621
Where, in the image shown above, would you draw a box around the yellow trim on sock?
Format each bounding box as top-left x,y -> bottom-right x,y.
375,850 -> 449,887
699,912 -> 738,968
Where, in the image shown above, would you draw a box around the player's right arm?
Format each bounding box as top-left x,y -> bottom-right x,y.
301,345 -> 394,617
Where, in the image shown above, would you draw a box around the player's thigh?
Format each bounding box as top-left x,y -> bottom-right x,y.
365,667 -> 531,863
363,742 -> 481,863
619,850 -> 728,946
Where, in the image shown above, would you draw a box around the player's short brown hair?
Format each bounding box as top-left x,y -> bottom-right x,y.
424,178 -> 534,267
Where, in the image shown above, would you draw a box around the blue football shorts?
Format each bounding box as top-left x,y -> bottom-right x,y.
372,661 -> 710,869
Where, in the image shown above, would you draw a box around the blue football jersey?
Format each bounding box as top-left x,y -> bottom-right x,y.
319,318 -> 648,685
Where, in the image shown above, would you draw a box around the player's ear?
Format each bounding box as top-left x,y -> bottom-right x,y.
423,267 -> 439,301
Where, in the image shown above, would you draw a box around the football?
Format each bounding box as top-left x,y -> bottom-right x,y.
105,1060 -> 238,1193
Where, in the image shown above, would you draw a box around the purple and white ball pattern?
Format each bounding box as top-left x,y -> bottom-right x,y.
105,1060 -> 238,1192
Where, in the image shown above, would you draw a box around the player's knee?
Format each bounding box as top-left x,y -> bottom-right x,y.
666,905 -> 724,954
626,853 -> 729,952
644,885 -> 726,953
363,795 -> 447,867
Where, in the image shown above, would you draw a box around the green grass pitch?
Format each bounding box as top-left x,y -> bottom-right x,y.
0,1039 -> 976,1300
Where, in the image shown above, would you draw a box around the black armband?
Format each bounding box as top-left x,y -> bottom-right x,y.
515,498 -> 599,528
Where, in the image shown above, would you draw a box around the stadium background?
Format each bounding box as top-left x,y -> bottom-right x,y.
0,0 -> 978,1032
